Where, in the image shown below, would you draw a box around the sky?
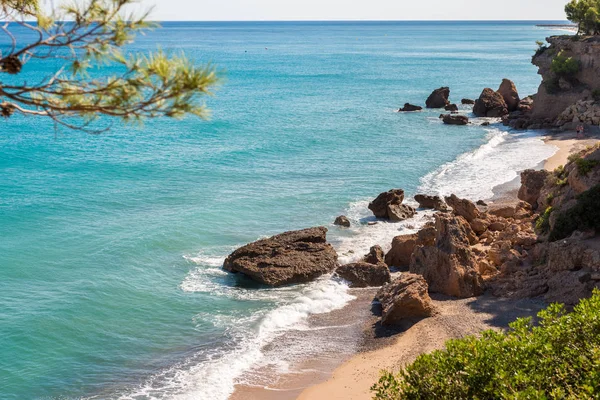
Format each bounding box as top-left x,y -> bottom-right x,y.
141,0 -> 569,21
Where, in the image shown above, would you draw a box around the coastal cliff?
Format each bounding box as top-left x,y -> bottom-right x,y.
531,35 -> 600,124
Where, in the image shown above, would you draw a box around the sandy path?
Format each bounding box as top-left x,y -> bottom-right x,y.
297,295 -> 545,400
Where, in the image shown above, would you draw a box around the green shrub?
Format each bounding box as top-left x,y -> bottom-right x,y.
535,206 -> 554,233
551,51 -> 580,77
549,184 -> 600,241
592,89 -> 600,101
371,290 -> 600,400
534,40 -> 549,57
576,158 -> 600,176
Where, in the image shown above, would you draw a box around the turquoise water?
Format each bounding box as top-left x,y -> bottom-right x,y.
0,21 -> 566,399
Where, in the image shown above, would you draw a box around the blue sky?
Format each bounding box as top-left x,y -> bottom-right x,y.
142,0 -> 568,21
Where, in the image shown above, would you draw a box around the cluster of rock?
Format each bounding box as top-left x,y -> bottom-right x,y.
473,79 -> 521,118
368,189 -> 416,222
555,99 -> 600,128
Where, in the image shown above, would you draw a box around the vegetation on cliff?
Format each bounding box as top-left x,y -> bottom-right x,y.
550,184 -> 600,241
371,290 -> 600,400
565,0 -> 600,35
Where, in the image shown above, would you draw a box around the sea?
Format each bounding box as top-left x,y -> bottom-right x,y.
0,21 -> 568,400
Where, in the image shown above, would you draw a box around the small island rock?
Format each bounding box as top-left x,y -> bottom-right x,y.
398,103 -> 422,112
497,79 -> 520,112
426,87 -> 450,108
442,114 -> 469,125
334,215 -> 351,227
368,189 -> 416,222
473,88 -> 508,117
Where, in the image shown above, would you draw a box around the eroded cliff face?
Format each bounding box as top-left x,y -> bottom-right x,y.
531,35 -> 600,122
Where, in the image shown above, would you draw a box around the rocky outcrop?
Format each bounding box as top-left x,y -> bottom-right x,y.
445,194 -> 481,222
461,98 -> 475,105
398,103 -> 422,112
555,99 -> 600,128
426,87 -> 450,108
368,189 -> 416,221
385,234 -> 417,270
364,245 -> 385,265
414,194 -> 448,211
445,103 -> 458,112
531,36 -> 600,122
223,227 -> 338,286
518,169 -> 550,209
473,88 -> 508,117
334,215 -> 351,227
410,213 -> 484,298
336,262 -> 391,288
497,79 -> 520,112
375,274 -> 436,325
442,114 -> 469,125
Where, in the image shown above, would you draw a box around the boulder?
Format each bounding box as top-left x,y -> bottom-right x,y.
336,262 -> 391,288
223,227 -> 338,286
445,103 -> 459,112
385,234 -> 417,269
368,189 -> 416,221
445,194 -> 480,222
426,87 -> 450,108
364,245 -> 385,265
470,218 -> 490,235
414,194 -> 448,211
334,215 -> 351,227
399,103 -> 422,112
489,205 -> 516,219
497,79 -> 520,112
442,114 -> 469,125
375,274 -> 436,325
461,98 -> 475,105
473,88 -> 508,117
518,169 -> 550,209
410,213 -> 484,298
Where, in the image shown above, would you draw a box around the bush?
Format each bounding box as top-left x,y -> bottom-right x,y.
534,40 -> 549,57
549,184 -> 600,241
551,51 -> 580,77
535,206 -> 553,233
592,89 -> 600,101
371,290 -> 600,400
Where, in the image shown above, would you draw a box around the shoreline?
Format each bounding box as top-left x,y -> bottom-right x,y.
229,127 -> 600,400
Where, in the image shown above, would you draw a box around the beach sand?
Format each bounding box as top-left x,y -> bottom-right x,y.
544,131 -> 600,171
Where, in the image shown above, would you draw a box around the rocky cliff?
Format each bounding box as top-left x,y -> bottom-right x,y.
531,35 -> 600,124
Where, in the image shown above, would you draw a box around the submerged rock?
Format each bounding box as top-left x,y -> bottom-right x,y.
368,189 -> 416,221
334,215 -> 351,227
426,87 -> 450,108
461,98 -> 475,105
473,88 -> 508,117
223,227 -> 338,286
445,103 -> 459,112
398,103 -> 423,112
336,262 -> 391,288
442,114 -> 469,125
376,274 -> 436,325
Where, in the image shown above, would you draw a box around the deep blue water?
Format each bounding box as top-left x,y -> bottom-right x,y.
0,21 -> 567,399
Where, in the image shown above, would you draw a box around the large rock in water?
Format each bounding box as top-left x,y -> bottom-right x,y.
398,103 -> 422,112
425,87 -> 450,108
368,189 -> 416,221
518,169 -> 550,209
336,262 -> 391,288
223,227 -> 338,286
364,245 -> 385,265
414,194 -> 448,211
375,274 -> 436,325
497,79 -> 520,112
410,213 -> 484,298
473,88 -> 508,117
442,114 -> 469,125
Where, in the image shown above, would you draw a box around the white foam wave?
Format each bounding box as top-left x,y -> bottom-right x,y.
419,128 -> 558,200
121,277 -> 354,400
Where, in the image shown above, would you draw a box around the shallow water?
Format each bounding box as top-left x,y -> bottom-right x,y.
0,21 -> 565,399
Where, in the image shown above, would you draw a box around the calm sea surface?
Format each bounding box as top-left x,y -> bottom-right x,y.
0,21 -> 566,399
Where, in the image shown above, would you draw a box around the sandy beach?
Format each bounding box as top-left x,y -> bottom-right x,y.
544,131 -> 600,170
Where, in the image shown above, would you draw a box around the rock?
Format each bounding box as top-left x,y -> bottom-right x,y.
476,200 -> 488,206
481,121 -> 491,126
497,79 -> 520,112
445,103 -> 459,112
375,274 -> 436,325
414,194 -> 448,211
489,221 -> 506,232
426,87 -> 450,108
364,245 -> 385,265
473,88 -> 508,117
470,218 -> 490,235
223,227 -> 338,286
398,103 -> 422,112
461,98 -> 475,105
489,205 -> 516,219
410,213 -> 484,298
445,194 -> 480,222
368,189 -> 416,221
334,215 -> 351,227
518,169 -> 550,209
336,262 -> 391,288
385,234 -> 417,269
442,114 -> 469,125
488,240 -> 519,267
